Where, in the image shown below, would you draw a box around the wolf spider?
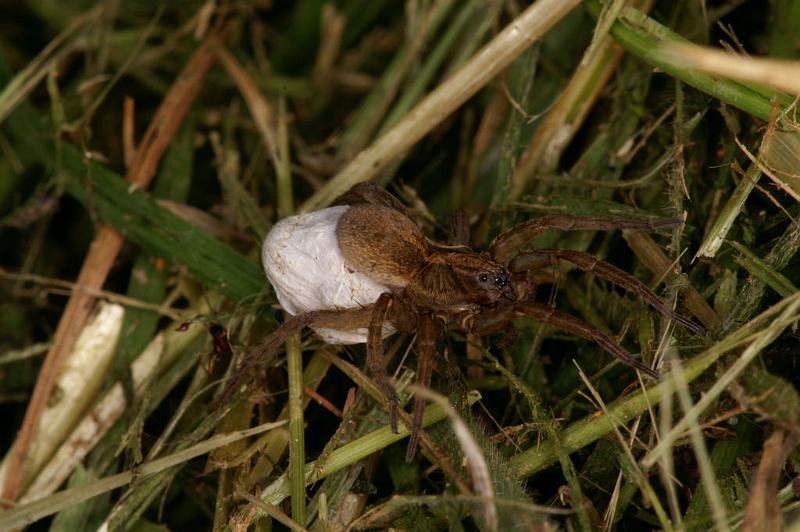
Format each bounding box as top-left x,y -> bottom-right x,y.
217,183 -> 703,460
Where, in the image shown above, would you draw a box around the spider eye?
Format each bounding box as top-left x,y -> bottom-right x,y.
479,273 -> 489,283
494,275 -> 507,287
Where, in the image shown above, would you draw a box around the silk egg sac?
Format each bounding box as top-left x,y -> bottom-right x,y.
261,205 -> 395,344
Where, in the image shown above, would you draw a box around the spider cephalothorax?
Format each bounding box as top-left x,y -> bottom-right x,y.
406,251 -> 514,309
217,182 -> 703,460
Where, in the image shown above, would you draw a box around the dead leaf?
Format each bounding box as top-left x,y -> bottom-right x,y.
742,428 -> 800,532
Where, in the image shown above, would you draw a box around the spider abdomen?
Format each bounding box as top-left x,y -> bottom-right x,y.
336,203 -> 430,288
262,205 -> 394,344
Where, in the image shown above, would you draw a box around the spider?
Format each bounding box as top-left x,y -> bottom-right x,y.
217,182 -> 703,460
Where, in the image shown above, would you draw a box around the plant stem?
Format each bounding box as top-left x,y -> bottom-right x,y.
511,293 -> 800,477
582,0 -> 783,120
300,0 -> 582,212
253,391 -> 481,513
286,334 -> 306,526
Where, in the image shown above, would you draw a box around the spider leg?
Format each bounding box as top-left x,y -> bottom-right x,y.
494,322 -> 519,349
510,249 -> 705,335
489,214 -> 682,263
213,306 -> 375,410
473,302 -> 659,379
447,210 -> 471,246
406,312 -> 440,462
368,292 -> 399,433
425,210 -> 474,254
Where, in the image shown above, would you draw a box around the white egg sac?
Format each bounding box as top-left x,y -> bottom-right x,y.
262,205 -> 395,344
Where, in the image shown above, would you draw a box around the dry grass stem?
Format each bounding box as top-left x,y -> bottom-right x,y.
664,42 -> 800,97
3,2 -> 799,529
300,0 -> 581,211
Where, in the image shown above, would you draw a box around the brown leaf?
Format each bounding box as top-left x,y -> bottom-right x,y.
742,428 -> 800,532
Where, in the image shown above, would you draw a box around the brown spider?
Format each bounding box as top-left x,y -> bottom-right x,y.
217,183 -> 703,460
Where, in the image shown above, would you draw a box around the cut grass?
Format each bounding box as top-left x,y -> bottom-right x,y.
2,1 -> 800,530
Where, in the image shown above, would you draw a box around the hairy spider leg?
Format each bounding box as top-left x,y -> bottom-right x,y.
473,302 -> 660,379
406,312 -> 441,462
213,306 -> 374,410
489,214 -> 683,264
510,249 -> 705,336
368,292 -> 400,433
447,210 -> 471,247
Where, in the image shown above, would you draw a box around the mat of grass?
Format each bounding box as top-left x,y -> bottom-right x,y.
2,1 -> 800,530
